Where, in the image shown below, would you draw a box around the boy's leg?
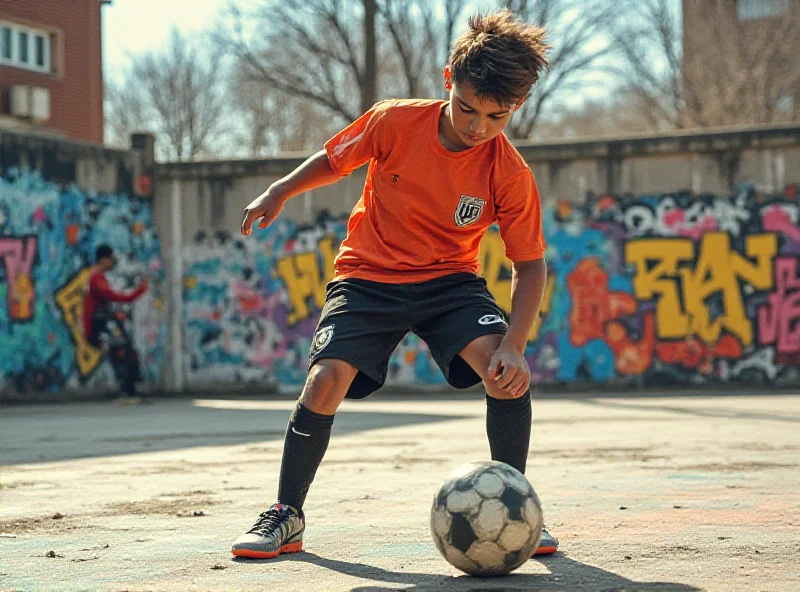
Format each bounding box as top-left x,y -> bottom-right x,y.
277,359 -> 358,510
459,334 -> 558,556
410,273 -> 557,556
233,278 -> 408,559
231,360 -> 356,559
459,334 -> 531,474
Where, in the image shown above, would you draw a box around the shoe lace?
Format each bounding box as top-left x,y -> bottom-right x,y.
248,508 -> 283,537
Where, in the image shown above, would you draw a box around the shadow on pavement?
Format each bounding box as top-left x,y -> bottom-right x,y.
262,552 -> 700,591
0,399 -> 464,465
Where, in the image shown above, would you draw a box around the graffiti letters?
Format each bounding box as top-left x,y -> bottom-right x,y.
183,189 -> 800,389
0,169 -> 166,397
54,268 -> 103,377
0,236 -> 37,322
275,235 -> 337,325
626,232 -> 777,346
758,257 -> 800,355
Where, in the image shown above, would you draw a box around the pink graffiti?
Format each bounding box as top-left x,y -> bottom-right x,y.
758,258 -> 800,354
233,281 -> 264,315
661,207 -> 718,240
0,236 -> 38,321
762,205 -> 800,242
31,207 -> 48,224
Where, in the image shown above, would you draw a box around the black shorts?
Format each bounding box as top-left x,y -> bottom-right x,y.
308,272 -> 508,399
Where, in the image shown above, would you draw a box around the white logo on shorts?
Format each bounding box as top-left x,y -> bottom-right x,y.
478,314 -> 507,326
311,325 -> 334,355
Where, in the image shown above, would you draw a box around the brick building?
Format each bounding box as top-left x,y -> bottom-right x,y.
682,0 -> 799,126
0,0 -> 109,143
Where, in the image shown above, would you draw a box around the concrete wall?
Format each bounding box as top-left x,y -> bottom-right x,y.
0,130 -> 165,401
155,124 -> 800,393
177,189 -> 800,392
2,125 -> 799,400
156,125 -> 800,232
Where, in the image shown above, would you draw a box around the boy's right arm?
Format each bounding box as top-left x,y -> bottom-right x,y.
241,150 -> 341,236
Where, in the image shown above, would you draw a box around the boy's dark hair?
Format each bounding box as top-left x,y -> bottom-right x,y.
95,244 -> 114,262
448,10 -> 550,106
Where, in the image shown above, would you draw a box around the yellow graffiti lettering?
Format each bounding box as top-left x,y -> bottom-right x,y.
626,232 -> 777,346
275,236 -> 337,325
626,239 -> 693,339
479,231 -> 512,312
479,230 -> 552,343
12,272 -> 34,320
54,268 -> 103,377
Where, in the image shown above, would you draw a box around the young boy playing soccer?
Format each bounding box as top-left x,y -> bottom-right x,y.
233,10 -> 558,559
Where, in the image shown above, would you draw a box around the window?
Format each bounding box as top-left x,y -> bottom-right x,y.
18,31 -> 28,63
737,0 -> 789,20
0,22 -> 52,74
35,35 -> 45,67
1,26 -> 11,60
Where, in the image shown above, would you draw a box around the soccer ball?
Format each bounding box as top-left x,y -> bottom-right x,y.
430,460 -> 543,576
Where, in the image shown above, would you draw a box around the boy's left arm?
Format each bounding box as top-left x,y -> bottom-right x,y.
489,257 -> 547,397
492,167 -> 547,396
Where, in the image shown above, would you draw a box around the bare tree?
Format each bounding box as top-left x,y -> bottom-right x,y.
124,28 -> 226,161
378,0 -> 468,98
104,75 -> 149,149
614,0 -> 800,129
217,0 -> 378,125
216,0 -> 632,145
685,1 -> 800,126
229,72 -> 337,156
104,29 -> 227,161
535,89 -> 665,139
608,0 -> 684,129
504,0 -> 630,139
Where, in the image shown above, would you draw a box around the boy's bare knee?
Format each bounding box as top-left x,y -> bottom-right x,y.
300,359 -> 358,415
484,379 -> 525,400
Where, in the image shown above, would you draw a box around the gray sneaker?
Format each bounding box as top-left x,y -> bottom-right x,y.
532,525 -> 559,556
231,503 -> 305,559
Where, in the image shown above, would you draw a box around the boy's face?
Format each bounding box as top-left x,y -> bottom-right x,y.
444,66 -> 526,149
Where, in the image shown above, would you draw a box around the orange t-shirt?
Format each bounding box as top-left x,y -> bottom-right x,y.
324,99 -> 545,284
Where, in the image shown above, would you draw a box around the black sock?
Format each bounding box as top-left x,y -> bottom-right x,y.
486,391 -> 531,475
277,403 -> 334,513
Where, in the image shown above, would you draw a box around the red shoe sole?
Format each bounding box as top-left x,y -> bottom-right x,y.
533,545 -> 558,556
232,541 -> 303,559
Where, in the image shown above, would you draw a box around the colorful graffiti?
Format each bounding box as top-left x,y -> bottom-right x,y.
183,187 -> 800,389
532,188 -> 800,384
182,212 -> 444,390
0,169 -> 167,397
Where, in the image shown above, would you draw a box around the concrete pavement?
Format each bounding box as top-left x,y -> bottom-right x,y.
1,392 -> 799,591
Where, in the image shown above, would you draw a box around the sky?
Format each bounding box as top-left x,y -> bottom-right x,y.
100,0 -> 676,108
102,0 -> 231,73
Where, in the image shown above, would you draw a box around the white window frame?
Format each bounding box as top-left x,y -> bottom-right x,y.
736,0 -> 789,20
0,21 -> 52,74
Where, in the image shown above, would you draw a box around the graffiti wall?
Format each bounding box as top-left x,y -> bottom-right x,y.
0,169 -> 167,398
183,186 -> 800,390
182,211 -> 446,390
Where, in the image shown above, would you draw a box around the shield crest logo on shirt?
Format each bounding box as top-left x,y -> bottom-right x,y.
454,195 -> 486,227
310,325 -> 334,356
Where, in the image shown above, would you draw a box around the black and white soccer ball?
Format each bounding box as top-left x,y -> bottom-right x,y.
430,460 -> 543,576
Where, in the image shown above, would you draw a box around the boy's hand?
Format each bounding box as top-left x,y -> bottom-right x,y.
241,193 -> 285,236
488,341 -> 531,398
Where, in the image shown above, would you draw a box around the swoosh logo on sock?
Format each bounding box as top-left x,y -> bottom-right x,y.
291,427 -> 311,437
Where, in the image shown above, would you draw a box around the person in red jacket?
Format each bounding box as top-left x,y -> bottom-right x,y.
83,244 -> 148,403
